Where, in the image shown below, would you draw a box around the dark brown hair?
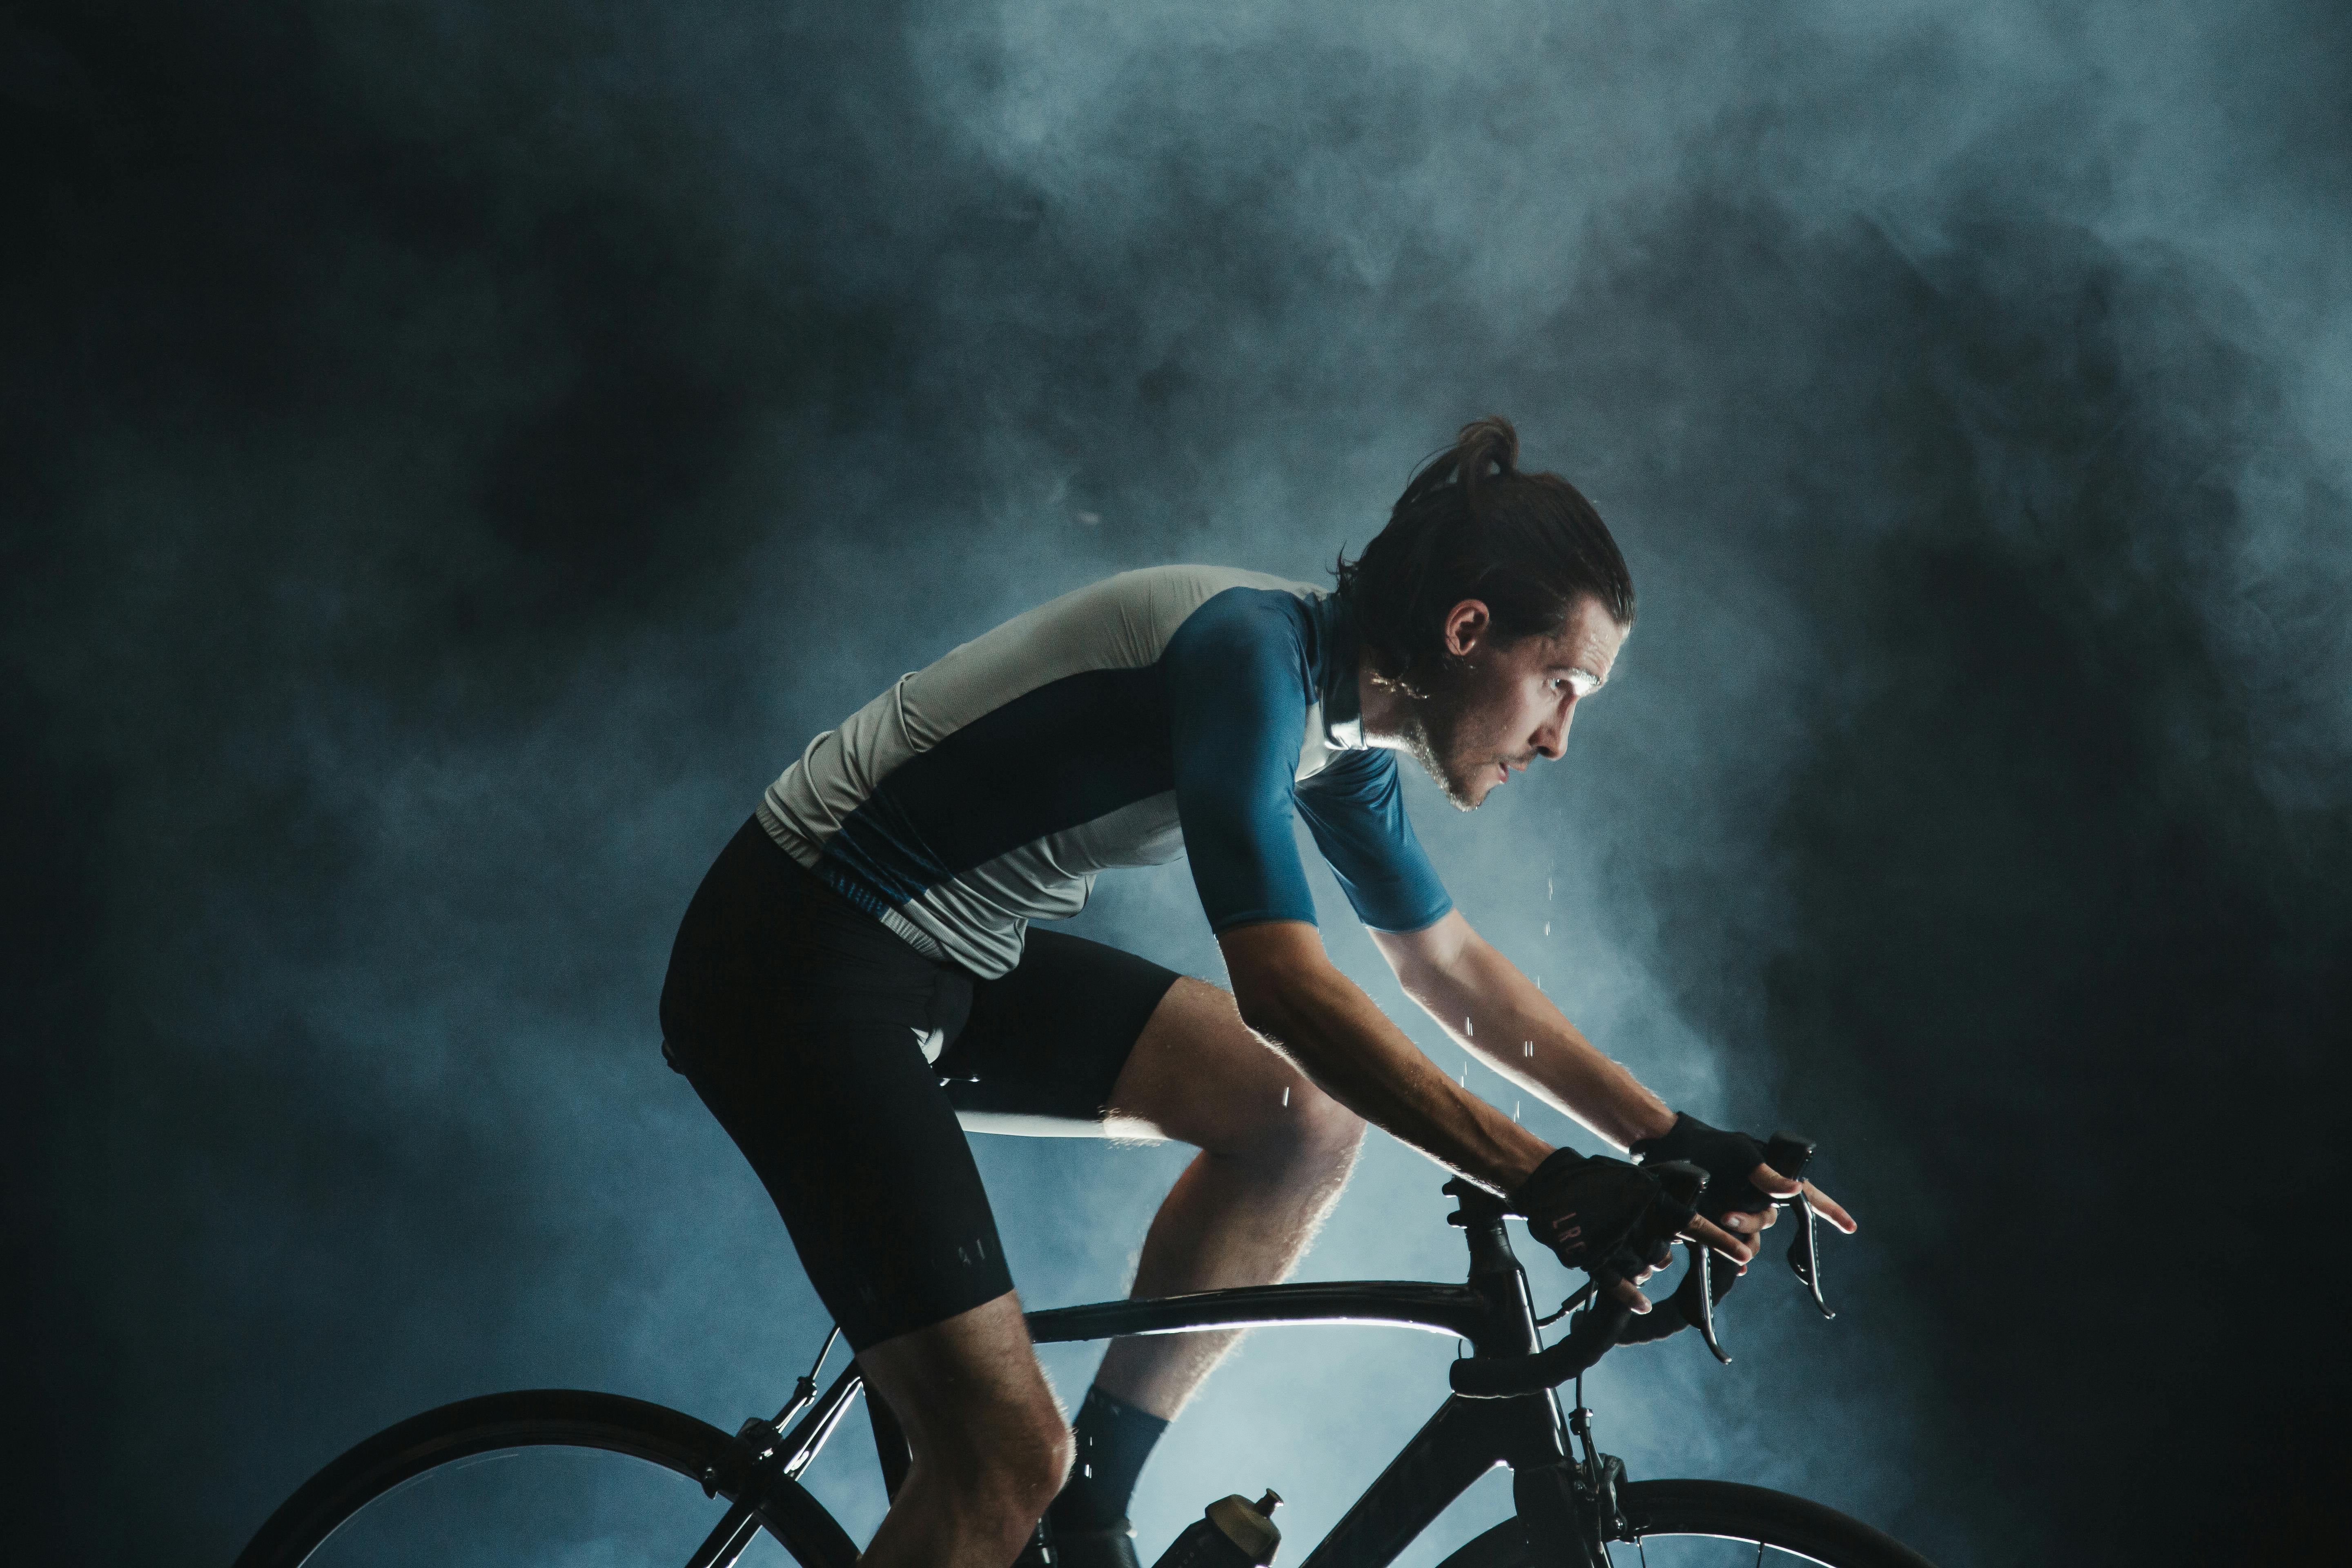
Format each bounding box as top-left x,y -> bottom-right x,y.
1333,416 -> 1633,690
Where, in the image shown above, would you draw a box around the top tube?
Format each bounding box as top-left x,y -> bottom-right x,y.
1024,1280 -> 1489,1345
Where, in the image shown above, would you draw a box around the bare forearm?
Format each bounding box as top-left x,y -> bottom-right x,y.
1380,920 -> 1670,1151
1223,928 -> 1547,1194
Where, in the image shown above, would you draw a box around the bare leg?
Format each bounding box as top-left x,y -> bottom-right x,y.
855,1292 -> 1074,1568
1089,978 -> 1367,1418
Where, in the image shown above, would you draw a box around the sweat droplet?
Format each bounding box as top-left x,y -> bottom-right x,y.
1524,1041 -> 1533,1056
1464,1017 -> 1473,1036
1281,1086 -> 1289,1107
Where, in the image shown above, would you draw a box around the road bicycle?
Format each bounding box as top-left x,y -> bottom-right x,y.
232,1142 -> 1935,1568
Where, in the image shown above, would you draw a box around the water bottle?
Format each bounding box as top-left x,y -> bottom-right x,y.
1148,1489 -> 1283,1568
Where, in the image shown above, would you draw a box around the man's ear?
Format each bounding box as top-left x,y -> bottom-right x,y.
1441,599 -> 1493,657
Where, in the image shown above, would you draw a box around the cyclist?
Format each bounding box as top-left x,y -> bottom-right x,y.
658,416 -> 1857,1568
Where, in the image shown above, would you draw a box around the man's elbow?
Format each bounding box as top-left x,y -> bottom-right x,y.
1229,979 -> 1297,1044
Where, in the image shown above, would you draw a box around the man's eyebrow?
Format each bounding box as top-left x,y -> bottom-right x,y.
1557,662 -> 1607,688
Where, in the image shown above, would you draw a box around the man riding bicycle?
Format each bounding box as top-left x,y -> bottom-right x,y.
658,416 -> 1857,1568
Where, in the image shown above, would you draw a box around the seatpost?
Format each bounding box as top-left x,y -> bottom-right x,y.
1442,1178 -> 1543,1359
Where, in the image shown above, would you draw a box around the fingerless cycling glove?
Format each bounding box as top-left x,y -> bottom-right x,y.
1630,1113 -> 1773,1218
1508,1149 -> 1679,1279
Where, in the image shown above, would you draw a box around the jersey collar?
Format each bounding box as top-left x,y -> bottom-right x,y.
1311,591 -> 1367,751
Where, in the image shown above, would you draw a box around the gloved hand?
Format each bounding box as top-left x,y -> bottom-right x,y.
1630,1113 -> 1777,1221
1507,1148 -> 1690,1283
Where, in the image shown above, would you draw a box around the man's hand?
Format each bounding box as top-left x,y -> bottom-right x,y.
1630,1113 -> 1860,1243
1509,1148 -> 1755,1312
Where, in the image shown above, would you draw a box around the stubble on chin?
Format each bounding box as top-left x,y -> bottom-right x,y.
1398,675 -> 1488,813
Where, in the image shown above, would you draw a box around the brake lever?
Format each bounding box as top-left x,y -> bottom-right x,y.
1764,1133 -> 1835,1320
1689,1245 -> 1731,1364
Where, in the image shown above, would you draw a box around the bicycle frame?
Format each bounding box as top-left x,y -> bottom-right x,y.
750,1182 -> 1603,1568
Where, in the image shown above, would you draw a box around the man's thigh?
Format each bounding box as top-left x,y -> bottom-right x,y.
936,931 -> 1181,1136
1105,976 -> 1338,1152
935,927 -> 1343,1152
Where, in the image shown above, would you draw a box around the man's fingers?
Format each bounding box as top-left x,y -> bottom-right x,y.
1682,1214 -> 1754,1266
1751,1163 -> 1858,1234
1803,1181 -> 1859,1233
1607,1276 -> 1654,1314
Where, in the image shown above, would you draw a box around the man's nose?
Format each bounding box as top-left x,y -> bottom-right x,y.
1535,698 -> 1575,759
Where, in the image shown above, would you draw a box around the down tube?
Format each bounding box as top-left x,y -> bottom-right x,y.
1297,1393 -> 1564,1568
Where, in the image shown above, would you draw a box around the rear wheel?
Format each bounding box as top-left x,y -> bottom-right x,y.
231,1389 -> 860,1568
1439,1479 -> 1937,1568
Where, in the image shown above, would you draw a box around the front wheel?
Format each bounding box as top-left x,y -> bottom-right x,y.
1440,1479 -> 1937,1568
232,1389 -> 860,1568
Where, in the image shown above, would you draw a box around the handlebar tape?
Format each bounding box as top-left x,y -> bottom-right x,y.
1448,1296 -> 1636,1399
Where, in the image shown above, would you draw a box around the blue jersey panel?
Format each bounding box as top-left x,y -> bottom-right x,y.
1295,749 -> 1454,933
1165,586 -> 1450,936
1165,590 -> 1323,932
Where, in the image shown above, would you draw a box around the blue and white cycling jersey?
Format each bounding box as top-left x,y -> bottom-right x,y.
758,565 -> 1454,978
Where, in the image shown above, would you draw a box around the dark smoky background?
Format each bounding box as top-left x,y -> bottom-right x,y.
7,2 -> 2350,1564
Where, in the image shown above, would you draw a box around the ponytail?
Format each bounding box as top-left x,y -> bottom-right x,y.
1333,416 -> 1633,691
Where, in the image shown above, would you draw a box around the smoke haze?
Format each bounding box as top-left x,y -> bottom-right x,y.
7,2 -> 2349,1563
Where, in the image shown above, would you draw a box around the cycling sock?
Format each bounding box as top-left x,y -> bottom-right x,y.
1050,1385 -> 1169,1530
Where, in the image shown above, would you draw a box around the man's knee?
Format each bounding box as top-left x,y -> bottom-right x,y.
1222,1075 -> 1365,1174
984,1395 -> 1076,1512
859,1294 -> 1070,1511
913,1379 -> 1070,1496
1290,1082 -> 1366,1158
931,1396 -> 1071,1550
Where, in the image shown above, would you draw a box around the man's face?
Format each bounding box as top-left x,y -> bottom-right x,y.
1398,594 -> 1628,811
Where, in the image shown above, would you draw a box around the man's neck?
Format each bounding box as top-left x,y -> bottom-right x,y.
1354,662 -> 1411,751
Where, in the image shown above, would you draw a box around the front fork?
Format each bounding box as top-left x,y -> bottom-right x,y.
1513,1417 -> 1627,1568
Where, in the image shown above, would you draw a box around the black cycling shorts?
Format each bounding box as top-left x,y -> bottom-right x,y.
658,816 -> 1182,1351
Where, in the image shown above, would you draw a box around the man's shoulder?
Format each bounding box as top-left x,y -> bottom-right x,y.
961,565 -> 1315,660
1142,566 -> 1321,655
1089,564 -> 1321,627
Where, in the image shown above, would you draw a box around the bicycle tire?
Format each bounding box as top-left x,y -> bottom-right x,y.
1437,1479 -> 1937,1568
231,1388 -> 860,1568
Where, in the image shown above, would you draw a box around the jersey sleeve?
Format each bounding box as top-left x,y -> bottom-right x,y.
1294,748 -> 1454,933
1164,590 -> 1322,933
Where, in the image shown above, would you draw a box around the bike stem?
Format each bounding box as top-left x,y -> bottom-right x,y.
1291,1183 -> 1597,1568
